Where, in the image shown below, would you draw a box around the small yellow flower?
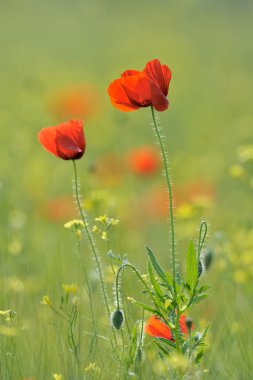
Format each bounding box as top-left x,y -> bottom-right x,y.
229,164 -> 245,178
41,295 -> 52,307
0,310 -> 16,322
101,231 -> 108,240
64,219 -> 85,239
64,219 -> 84,230
177,203 -> 195,219
165,299 -> 171,308
127,297 -> 136,303
53,374 -> 63,380
95,215 -> 107,224
62,284 -> 79,295
234,270 -> 247,284
84,362 -> 100,375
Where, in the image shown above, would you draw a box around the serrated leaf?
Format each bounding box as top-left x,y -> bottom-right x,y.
186,241 -> 198,293
146,246 -> 167,284
148,261 -> 164,301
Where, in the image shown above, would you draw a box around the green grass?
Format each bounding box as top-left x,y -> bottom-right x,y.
0,1 -> 253,379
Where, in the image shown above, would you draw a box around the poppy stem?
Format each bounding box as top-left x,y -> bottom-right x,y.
72,160 -> 118,348
150,106 -> 176,293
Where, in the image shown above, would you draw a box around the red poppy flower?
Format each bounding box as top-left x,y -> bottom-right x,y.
49,85 -> 99,120
108,59 -> 172,112
145,314 -> 193,341
127,146 -> 160,175
38,120 -> 85,160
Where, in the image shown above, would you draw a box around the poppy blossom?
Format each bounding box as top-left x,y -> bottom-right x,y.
49,85 -> 99,120
145,314 -> 193,341
38,120 -> 85,160
127,146 -> 160,175
108,59 -> 172,112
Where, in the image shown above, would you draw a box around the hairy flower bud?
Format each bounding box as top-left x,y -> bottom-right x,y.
198,261 -> 203,278
111,309 -> 124,330
186,317 -> 193,332
204,249 -> 213,271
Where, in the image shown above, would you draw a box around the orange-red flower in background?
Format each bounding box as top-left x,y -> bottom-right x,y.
127,146 -> 160,176
108,59 -> 172,112
145,314 -> 193,341
38,196 -> 76,223
50,85 -> 99,120
38,120 -> 85,160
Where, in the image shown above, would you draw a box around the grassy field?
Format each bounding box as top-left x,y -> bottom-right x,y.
0,1 -> 253,379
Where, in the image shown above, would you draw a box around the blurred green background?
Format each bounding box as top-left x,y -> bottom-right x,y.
0,1 -> 253,379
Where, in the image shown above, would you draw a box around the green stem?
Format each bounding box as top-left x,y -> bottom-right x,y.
76,239 -> 98,349
115,263 -> 167,322
150,106 -> 176,292
72,160 -> 118,347
174,308 -> 181,352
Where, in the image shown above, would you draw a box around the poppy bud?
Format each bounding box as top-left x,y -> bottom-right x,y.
186,317 -> 193,332
198,261 -> 203,278
111,309 -> 124,330
204,249 -> 213,271
194,332 -> 202,342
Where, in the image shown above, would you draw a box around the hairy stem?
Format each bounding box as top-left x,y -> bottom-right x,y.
72,160 -> 118,347
150,106 -> 176,292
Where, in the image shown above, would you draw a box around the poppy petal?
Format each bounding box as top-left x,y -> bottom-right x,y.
108,78 -> 141,111
144,59 -> 172,97
38,127 -> 58,157
38,120 -> 85,160
145,315 -> 173,340
121,69 -> 141,77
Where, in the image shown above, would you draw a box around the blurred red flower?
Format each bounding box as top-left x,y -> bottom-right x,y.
108,59 -> 172,112
38,196 -> 76,223
127,147 -> 160,176
50,85 -> 99,120
145,314 -> 192,341
38,120 -> 85,160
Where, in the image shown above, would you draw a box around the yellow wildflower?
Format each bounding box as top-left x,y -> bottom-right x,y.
0,310 -> 16,322
229,164 -> 245,178
165,299 -> 171,309
53,374 -> 62,380
41,295 -> 52,307
64,219 -> 85,239
62,284 -> 79,295
84,362 -> 100,375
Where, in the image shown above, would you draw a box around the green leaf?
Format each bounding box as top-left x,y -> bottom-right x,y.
148,261 -> 164,301
157,337 -> 176,349
186,241 -> 198,293
195,349 -> 204,363
129,299 -> 161,316
155,341 -> 171,355
193,294 -> 209,304
198,285 -> 211,293
165,272 -> 173,287
146,246 -> 167,284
